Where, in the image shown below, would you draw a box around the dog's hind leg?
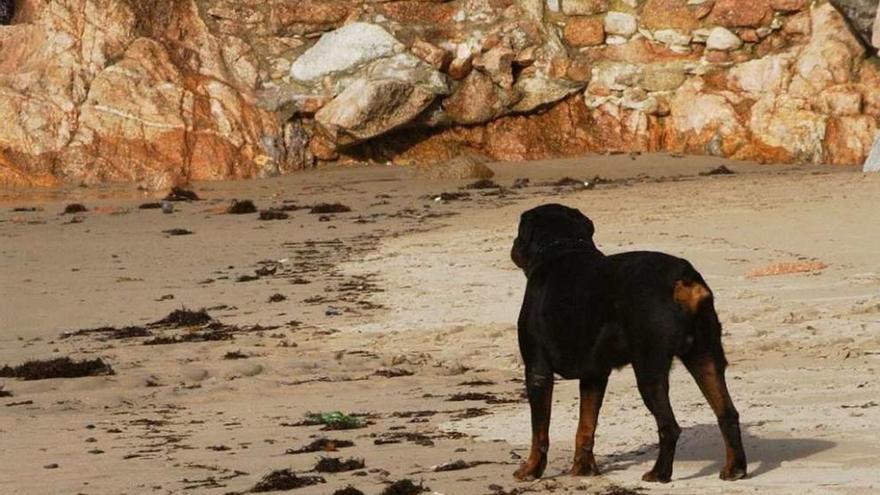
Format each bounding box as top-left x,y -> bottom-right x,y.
570,373 -> 609,476
683,354 -> 747,480
634,361 -> 680,483
514,370 -> 554,481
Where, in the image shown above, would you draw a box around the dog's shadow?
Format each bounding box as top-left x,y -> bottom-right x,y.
601,423 -> 835,480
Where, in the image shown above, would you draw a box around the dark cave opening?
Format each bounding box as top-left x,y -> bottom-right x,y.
0,0 -> 14,26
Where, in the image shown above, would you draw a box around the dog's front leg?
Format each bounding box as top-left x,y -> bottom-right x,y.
571,374 -> 609,476
514,371 -> 554,481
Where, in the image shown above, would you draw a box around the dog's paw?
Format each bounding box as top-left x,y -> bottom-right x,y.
513,462 -> 545,481
570,458 -> 601,477
720,465 -> 747,481
641,470 -> 672,483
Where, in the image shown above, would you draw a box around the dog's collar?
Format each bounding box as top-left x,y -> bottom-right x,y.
527,238 -> 597,278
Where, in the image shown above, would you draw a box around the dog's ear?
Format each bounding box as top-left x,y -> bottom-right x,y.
567,207 -> 595,241
511,210 -> 535,270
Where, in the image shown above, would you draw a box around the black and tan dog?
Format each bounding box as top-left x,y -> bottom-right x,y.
510,203 -> 747,483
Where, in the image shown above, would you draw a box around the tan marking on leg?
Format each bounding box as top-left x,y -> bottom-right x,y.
674,280 -> 711,314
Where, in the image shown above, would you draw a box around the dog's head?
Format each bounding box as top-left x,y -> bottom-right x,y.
511,203 -> 598,273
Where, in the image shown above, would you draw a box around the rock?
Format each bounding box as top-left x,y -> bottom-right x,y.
640,63 -> 688,92
814,86 -> 863,116
828,0 -> 878,48
771,0 -> 807,12
561,0 -> 609,15
728,52 -> 796,93
316,78 -> 437,146
422,154 -> 496,179
411,39 -> 450,71
709,0 -> 773,28
443,71 -> 504,125
474,45 -> 516,88
564,17 -> 606,47
864,134 -> 880,172
290,23 -> 403,83
706,27 -> 744,51
641,0 -> 700,31
604,12 -> 638,37
653,29 -> 692,48
749,95 -> 828,162
788,4 -> 865,97
512,76 -> 585,113
824,115 -> 877,165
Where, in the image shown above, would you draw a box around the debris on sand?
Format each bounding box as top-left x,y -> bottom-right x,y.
432,460 -> 490,472
61,325 -> 151,341
249,469 -> 325,492
162,228 -> 193,236
139,202 -> 162,209
228,200 -> 258,214
63,204 -> 88,214
374,368 -> 413,378
164,187 -> 200,201
458,380 -> 496,386
380,479 -> 427,495
451,408 -> 489,420
301,411 -> 366,430
600,486 -> 645,495
511,178 -> 530,188
223,350 -> 250,360
268,293 -> 287,303
12,207 -> 41,212
314,457 -> 365,473
143,328 -> 233,345
0,357 -> 114,380
447,392 -> 495,402
464,179 -> 500,190
700,165 -> 736,176
333,487 -> 365,495
151,308 -> 212,327
747,261 -> 828,278
431,192 -> 470,202
286,438 -> 355,455
0,385 -> 12,397
259,209 -> 290,220
309,203 -> 351,214
374,432 -> 434,447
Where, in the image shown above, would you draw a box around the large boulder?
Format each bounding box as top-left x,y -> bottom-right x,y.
315,78 -> 438,146
290,23 -> 404,83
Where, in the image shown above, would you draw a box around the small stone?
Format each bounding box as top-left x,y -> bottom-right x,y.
411,39 -> 450,71
564,17 -> 605,46
706,27 -> 743,51
604,12 -> 638,37
561,0 -> 609,15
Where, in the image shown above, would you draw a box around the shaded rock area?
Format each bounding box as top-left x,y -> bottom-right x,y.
1,0 -> 880,187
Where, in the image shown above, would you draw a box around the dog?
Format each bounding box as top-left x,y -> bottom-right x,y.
510,203 -> 747,483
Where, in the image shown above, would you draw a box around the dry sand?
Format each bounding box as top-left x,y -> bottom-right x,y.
1,153 -> 878,495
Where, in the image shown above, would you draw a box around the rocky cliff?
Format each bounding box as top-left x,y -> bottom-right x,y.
1,0 -> 878,188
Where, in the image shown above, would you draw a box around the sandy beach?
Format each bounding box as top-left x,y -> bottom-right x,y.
1,154 -> 879,495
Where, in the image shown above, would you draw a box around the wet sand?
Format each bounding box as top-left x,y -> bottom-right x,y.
1,153 -> 878,495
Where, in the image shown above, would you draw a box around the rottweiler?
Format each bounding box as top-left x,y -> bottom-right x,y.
510,203 -> 747,483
